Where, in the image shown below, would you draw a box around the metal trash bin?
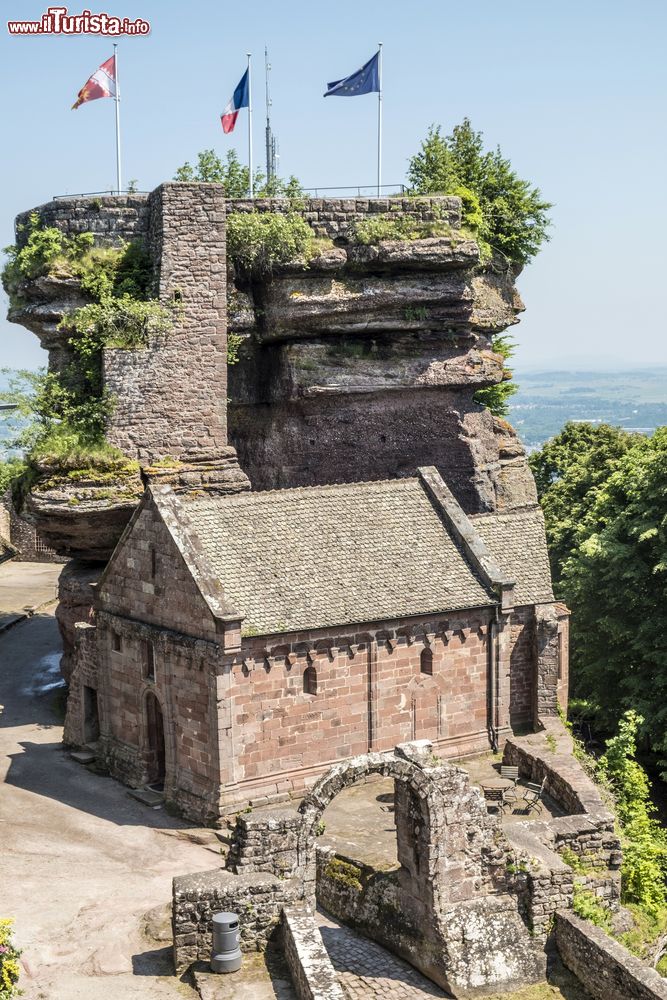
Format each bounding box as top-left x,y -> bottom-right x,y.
210,911 -> 242,974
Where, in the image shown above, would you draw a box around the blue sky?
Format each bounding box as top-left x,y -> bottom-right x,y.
1,0 -> 665,371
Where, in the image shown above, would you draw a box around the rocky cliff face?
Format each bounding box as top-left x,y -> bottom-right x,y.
226,202 -> 534,514
7,189 -> 535,570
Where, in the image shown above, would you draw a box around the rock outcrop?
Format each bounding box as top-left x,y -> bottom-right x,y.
227,214 -> 532,513
8,188 -> 534,565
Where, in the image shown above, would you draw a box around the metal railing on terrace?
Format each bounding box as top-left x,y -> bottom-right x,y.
52,184 -> 408,200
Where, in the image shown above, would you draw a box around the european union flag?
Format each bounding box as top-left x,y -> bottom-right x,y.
324,50 -> 380,97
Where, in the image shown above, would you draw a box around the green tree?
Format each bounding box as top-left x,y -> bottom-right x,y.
561,428 -> 667,757
597,711 -> 667,917
407,119 -> 552,267
473,334 -> 518,417
174,149 -> 303,200
529,422 -> 638,593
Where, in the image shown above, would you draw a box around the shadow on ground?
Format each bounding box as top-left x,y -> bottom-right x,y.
1,613 -> 199,832
319,920 -> 448,997
131,946 -> 174,977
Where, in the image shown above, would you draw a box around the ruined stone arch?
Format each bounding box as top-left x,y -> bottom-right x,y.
299,749 -> 441,846
297,743 -> 500,913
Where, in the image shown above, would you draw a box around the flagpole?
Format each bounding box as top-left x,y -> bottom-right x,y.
247,53 -> 254,198
113,42 -> 122,194
377,43 -> 383,197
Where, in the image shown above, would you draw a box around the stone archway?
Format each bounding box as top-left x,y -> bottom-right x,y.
298,741 -> 545,998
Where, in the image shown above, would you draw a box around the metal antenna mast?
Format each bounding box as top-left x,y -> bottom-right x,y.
265,47 -> 277,183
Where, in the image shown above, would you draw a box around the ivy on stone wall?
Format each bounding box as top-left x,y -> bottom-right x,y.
1,214 -> 171,466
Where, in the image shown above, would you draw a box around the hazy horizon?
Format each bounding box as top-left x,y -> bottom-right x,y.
1,0 -> 666,373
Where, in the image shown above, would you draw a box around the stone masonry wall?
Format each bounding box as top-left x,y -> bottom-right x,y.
16,194 -> 150,247
509,605 -> 535,728
504,718 -> 612,817
226,810 -> 302,878
88,525 -> 543,821
172,867 -> 302,972
104,183 -> 232,464
92,497 -> 228,821
19,193 -> 460,251
8,505 -> 62,563
534,604 -> 561,718
504,718 -> 622,929
556,602 -> 570,712
555,911 -> 667,1000
297,747 -> 545,995
221,608 -> 503,810
280,906 -> 346,1000
62,622 -> 98,746
228,195 -> 461,241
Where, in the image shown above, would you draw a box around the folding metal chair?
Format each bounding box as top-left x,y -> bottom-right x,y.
481,785 -> 507,814
523,777 -> 547,815
500,765 -> 520,811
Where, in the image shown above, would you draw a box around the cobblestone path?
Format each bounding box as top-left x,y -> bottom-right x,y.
316,910 -> 449,999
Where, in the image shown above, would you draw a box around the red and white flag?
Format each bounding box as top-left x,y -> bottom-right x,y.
72,55 -> 116,110
221,67 -> 250,134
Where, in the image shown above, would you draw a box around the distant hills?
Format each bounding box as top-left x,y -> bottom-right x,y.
510,368 -> 667,451
2,367 -> 667,460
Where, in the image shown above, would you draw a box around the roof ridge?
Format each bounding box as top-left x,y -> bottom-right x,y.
186,476 -> 421,503
470,504 -> 544,520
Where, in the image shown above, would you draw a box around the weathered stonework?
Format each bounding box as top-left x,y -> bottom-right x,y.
10,188 -> 533,567
172,866 -> 302,972
503,718 -> 622,935
226,208 -> 533,513
0,494 -> 62,563
173,743 -> 545,998
281,906 -> 346,1000
11,184 -> 249,563
555,911 -> 667,1000
62,469 -> 565,823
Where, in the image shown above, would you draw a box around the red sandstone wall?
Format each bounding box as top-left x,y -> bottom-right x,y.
97,497 -> 218,641
509,607 -> 535,729
94,497 -> 542,816
556,603 -> 570,713
95,497 -> 224,818
225,612 -> 496,803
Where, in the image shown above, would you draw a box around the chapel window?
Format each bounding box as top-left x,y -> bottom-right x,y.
144,640 -> 156,682
303,665 -> 317,695
420,647 -> 433,675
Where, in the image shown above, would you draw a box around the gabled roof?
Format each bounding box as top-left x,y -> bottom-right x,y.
152,473 -> 497,635
145,469 -> 554,637
470,507 -> 554,606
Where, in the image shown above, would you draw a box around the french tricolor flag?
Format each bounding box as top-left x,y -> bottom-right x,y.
221,68 -> 249,134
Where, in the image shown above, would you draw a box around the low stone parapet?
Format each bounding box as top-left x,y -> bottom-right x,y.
227,195 -> 461,242
281,906 -> 345,1000
555,910 -> 667,1000
172,867 -> 302,972
504,717 -> 609,816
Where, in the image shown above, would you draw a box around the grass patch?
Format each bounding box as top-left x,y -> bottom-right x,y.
352,214 -> 458,245
572,885 -> 613,931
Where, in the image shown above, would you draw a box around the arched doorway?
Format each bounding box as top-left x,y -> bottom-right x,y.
145,691 -> 166,789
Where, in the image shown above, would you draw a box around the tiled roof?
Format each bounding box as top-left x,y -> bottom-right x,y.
171,478 -> 496,635
469,507 -> 554,606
